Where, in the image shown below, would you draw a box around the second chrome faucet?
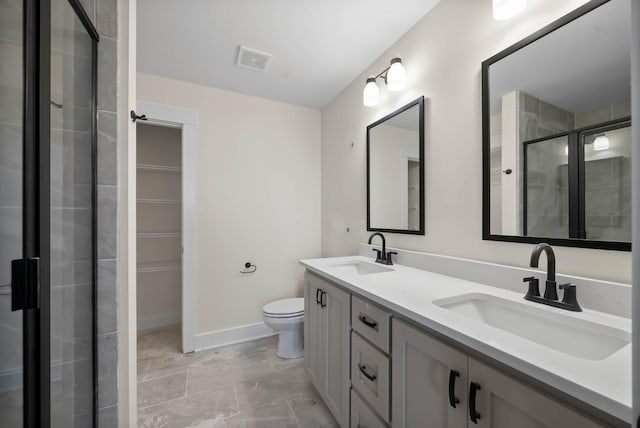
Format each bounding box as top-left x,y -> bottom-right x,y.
523,243 -> 581,312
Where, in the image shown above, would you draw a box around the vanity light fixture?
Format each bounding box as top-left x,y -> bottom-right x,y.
362,57 -> 406,107
493,0 -> 527,20
593,135 -> 610,151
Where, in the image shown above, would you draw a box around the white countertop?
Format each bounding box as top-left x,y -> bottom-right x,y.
300,255 -> 632,423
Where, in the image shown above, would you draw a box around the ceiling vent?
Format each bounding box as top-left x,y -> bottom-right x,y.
235,46 -> 273,72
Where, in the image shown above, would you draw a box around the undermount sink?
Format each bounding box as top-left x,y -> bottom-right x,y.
434,293 -> 630,361
330,261 -> 393,275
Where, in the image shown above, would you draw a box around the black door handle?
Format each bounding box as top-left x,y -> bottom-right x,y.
358,315 -> 377,329
358,364 -> 377,382
315,288 -> 321,306
469,382 -> 481,424
320,290 -> 327,308
448,370 -> 460,408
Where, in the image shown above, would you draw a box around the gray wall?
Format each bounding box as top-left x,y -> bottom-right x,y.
79,0 -> 119,426
632,0 -> 639,425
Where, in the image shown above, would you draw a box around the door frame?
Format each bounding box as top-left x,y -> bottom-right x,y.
134,101 -> 198,353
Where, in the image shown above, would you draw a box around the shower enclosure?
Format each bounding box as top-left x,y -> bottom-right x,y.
0,0 -> 99,426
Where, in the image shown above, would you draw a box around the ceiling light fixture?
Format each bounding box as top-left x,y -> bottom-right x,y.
593,135 -> 610,151
362,57 -> 406,107
493,0 -> 527,20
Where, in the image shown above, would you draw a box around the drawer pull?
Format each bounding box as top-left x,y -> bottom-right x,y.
469,382 -> 481,424
358,364 -> 377,382
315,288 -> 322,306
448,370 -> 460,408
358,314 -> 378,329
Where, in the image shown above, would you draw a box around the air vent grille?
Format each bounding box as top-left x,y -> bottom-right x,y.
236,45 -> 272,72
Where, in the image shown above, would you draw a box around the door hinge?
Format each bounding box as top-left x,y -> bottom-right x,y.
11,257 -> 40,311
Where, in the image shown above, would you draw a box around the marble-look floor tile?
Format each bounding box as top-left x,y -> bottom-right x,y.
137,385 -> 238,428
138,359 -> 150,381
288,389 -> 339,427
138,372 -> 187,408
137,330 -> 336,428
226,399 -> 297,428
187,354 -> 274,396
234,365 -> 312,412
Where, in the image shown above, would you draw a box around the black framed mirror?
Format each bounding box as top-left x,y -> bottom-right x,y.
482,0 -> 631,251
367,96 -> 425,235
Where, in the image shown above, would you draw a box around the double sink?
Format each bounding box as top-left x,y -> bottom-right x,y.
328,260 -> 630,362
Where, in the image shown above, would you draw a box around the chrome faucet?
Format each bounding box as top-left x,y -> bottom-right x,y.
368,232 -> 397,265
523,243 -> 581,312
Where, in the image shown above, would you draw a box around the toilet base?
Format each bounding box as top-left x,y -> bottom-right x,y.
276,329 -> 303,359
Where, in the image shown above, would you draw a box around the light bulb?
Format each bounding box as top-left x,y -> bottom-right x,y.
363,78 -> 379,107
593,135 -> 610,151
493,0 -> 527,20
386,58 -> 406,92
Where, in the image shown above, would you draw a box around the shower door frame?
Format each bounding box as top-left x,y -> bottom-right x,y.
20,0 -> 100,426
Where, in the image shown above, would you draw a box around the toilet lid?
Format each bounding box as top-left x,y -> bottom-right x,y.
263,298 -> 304,317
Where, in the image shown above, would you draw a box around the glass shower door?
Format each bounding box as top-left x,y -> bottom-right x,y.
50,0 -> 96,425
0,0 -> 25,425
0,0 -> 98,426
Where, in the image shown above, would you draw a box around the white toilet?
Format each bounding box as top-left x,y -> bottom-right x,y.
262,298 -> 304,359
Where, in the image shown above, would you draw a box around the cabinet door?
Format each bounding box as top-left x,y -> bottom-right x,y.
468,358 -> 605,428
304,274 -> 325,392
392,319 -> 467,428
324,281 -> 351,428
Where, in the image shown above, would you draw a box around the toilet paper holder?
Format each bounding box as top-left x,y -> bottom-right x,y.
240,262 -> 257,274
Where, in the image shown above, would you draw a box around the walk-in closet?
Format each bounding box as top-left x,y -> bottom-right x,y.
136,124 -> 183,331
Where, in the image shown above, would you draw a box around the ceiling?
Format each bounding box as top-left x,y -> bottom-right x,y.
489,0 -> 631,115
137,0 -> 440,109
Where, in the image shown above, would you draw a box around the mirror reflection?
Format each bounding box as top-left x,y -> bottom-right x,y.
367,97 -> 424,234
484,0 -> 631,248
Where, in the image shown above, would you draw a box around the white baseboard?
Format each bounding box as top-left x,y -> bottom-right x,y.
137,313 -> 181,331
194,322 -> 276,352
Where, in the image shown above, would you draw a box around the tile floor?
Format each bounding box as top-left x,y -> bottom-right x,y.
137,325 -> 338,428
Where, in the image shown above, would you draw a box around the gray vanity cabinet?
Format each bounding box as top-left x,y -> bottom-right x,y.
304,272 -> 351,427
392,319 -> 468,428
392,318 -> 607,428
468,359 -> 603,428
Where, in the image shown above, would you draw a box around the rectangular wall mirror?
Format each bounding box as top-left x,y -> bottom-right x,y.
482,0 -> 631,251
367,96 -> 425,234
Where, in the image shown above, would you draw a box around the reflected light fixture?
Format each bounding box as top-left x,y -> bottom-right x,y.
593,135 -> 610,151
362,57 -> 406,107
493,0 -> 527,20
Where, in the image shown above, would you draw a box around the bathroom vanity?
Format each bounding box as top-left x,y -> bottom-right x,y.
301,251 -> 631,428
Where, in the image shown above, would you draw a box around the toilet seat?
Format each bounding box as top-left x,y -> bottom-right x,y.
263,298 -> 304,318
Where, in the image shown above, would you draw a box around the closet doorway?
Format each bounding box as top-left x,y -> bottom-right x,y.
136,123 -> 183,335
133,102 -> 197,354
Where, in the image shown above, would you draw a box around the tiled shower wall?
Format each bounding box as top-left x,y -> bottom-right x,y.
79,0 -> 119,425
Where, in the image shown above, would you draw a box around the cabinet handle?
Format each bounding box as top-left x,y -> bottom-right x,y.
315,288 -> 322,306
469,382 -> 481,424
358,364 -> 377,382
320,290 -> 327,308
448,370 -> 460,408
358,314 -> 377,329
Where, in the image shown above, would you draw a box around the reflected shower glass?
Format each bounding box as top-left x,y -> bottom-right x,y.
0,0 -> 24,425
583,126 -> 632,241
524,136 -> 569,238
50,0 -> 94,425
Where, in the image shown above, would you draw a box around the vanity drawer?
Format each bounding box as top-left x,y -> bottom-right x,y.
351,332 -> 390,422
351,389 -> 388,428
352,296 -> 391,353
